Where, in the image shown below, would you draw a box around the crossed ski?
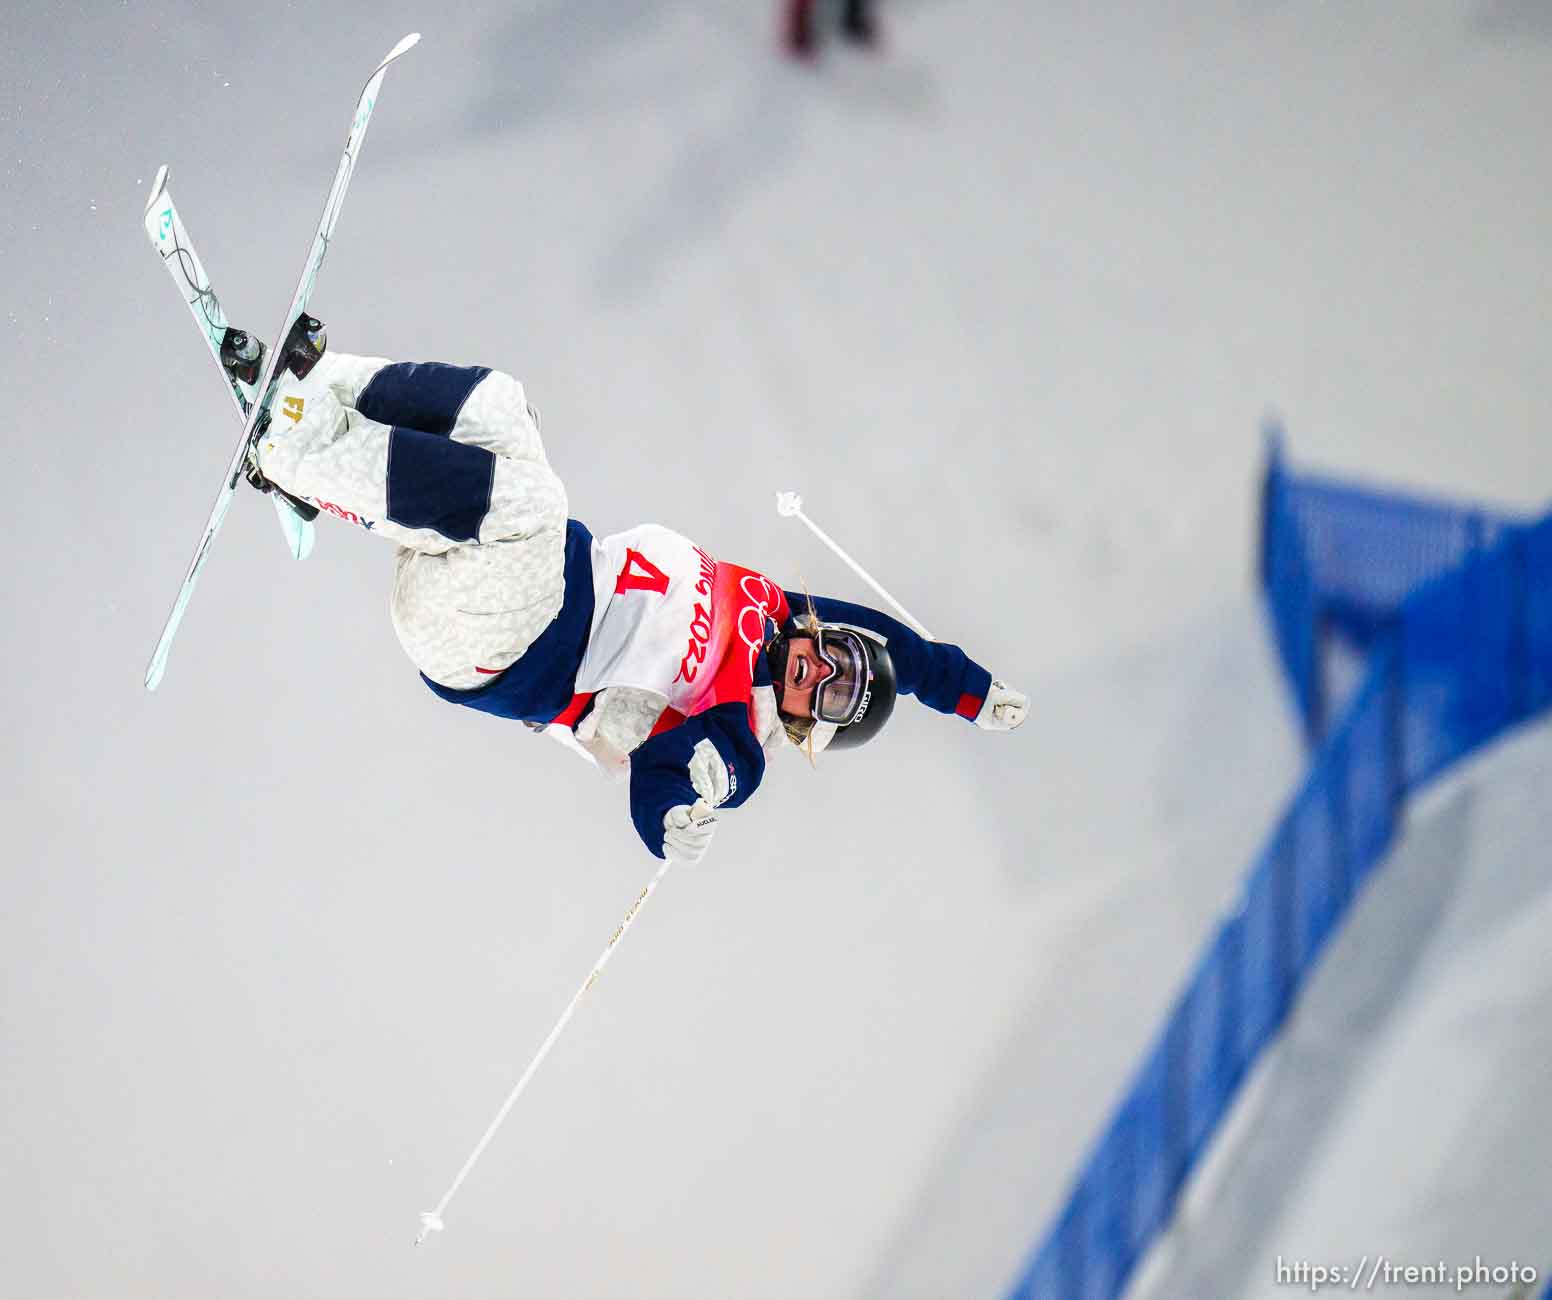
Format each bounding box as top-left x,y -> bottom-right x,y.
142,32 -> 420,692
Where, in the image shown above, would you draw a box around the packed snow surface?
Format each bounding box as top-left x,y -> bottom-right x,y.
1,3 -> 1547,1297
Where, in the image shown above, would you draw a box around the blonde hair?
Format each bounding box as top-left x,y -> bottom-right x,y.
774,585 -> 824,764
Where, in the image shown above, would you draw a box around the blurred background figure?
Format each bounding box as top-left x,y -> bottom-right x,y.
784,0 -> 879,58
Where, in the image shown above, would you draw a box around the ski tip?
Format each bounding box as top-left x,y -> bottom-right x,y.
385,32 -> 421,63
369,32 -> 420,81
145,636 -> 173,691
144,165 -> 169,216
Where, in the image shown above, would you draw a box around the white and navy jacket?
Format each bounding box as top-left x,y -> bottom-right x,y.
422,522 -> 994,857
257,354 -> 992,858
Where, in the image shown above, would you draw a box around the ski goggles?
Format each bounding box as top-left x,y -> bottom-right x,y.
807,626 -> 875,727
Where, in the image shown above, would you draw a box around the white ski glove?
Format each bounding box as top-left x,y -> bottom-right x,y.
663,800 -> 719,863
662,738 -> 733,863
975,679 -> 1029,732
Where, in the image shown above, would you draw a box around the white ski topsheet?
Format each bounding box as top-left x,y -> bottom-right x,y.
142,32 -> 419,691
143,167 -> 246,416
144,170 -> 319,563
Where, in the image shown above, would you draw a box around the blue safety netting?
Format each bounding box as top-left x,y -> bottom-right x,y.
1005,436 -> 1551,1300
1260,429 -> 1529,741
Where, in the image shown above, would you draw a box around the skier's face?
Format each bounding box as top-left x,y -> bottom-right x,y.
777,635 -> 834,721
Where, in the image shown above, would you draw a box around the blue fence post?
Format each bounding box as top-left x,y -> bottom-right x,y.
1259,427 -> 1325,743
1256,421 -> 1285,595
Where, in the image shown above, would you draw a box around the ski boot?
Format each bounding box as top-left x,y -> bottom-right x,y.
220,312 -> 327,387
242,421 -> 322,520
277,312 -> 327,380
225,312 -> 326,520
219,325 -> 265,386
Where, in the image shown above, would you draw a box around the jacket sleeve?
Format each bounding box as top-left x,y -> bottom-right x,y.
628,703 -> 767,858
785,592 -> 995,722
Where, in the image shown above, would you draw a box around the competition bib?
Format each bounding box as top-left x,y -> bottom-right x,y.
576,525 -> 788,721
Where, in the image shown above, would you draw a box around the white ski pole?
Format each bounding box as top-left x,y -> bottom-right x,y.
415,858 -> 673,1246
774,491 -> 935,640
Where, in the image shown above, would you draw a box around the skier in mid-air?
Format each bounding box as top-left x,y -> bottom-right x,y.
237,319 -> 1028,863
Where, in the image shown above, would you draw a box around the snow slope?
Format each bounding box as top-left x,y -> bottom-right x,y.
1128,715 -> 1552,1300
0,2 -> 1548,1297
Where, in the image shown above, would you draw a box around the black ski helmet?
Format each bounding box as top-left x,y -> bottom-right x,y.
767,619 -> 897,751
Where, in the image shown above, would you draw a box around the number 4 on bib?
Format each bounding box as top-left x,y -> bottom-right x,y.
615,549 -> 670,596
